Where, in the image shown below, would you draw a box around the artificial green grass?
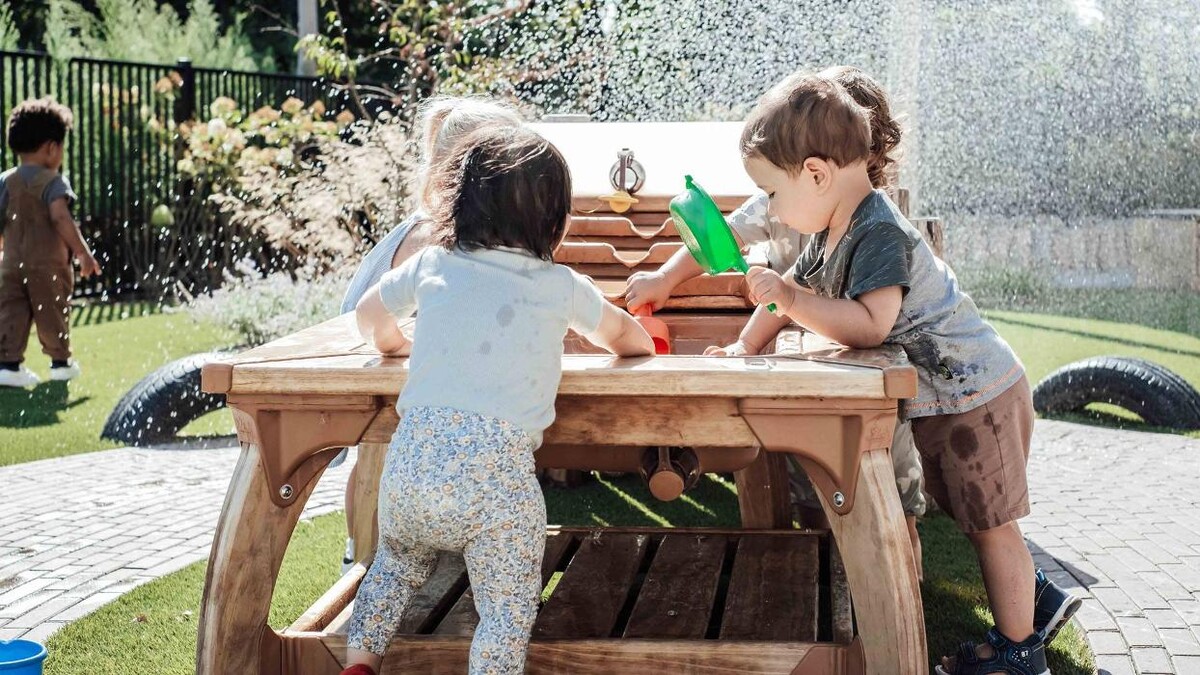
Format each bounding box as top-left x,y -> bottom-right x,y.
986,310 -> 1200,387
44,474 -> 1094,675
986,309 -> 1200,438
0,304 -> 234,466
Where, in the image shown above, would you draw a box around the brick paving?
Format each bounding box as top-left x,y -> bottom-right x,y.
1023,421 -> 1200,674
0,444 -> 351,643
2,420 -> 1198,674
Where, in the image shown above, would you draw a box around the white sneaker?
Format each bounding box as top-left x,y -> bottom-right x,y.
49,360 -> 81,381
0,366 -> 40,388
341,537 -> 356,575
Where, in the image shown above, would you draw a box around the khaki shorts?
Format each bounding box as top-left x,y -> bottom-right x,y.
911,376 -> 1034,533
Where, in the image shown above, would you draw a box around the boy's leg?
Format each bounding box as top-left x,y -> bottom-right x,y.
0,269 -> 34,365
891,421 -> 926,580
26,267 -> 74,362
784,457 -> 829,529
914,377 -> 1039,662
968,522 -> 1036,643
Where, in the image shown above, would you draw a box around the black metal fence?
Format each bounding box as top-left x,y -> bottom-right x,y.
0,50 -> 379,298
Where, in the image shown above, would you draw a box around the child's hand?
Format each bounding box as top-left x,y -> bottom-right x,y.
377,339 -> 412,358
703,340 -> 757,357
745,267 -> 796,313
624,271 -> 673,312
77,252 -> 101,278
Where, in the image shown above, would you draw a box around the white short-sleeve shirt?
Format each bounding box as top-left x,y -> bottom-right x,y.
379,245 -> 606,445
726,191 -> 805,273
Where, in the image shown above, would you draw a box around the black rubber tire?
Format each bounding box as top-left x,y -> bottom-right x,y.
1032,356 -> 1200,430
101,351 -> 230,446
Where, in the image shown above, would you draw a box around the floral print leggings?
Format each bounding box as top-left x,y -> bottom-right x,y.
347,406 -> 546,675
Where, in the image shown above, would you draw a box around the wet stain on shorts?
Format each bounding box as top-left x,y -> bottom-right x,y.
950,424 -> 979,461
963,482 -> 987,527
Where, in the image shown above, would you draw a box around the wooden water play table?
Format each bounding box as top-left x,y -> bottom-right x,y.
195,122 -> 927,675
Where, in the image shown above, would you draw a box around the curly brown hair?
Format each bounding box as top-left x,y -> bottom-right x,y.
422,126 -> 571,262
820,66 -> 903,188
6,97 -> 74,154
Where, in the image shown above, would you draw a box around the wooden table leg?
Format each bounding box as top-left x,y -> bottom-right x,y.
733,450 -> 791,528
196,443 -> 329,675
816,449 -> 926,675
349,443 -> 388,564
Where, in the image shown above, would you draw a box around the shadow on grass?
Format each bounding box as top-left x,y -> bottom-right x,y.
71,301 -> 163,328
0,381 -> 88,429
544,472 -> 741,528
147,436 -> 240,451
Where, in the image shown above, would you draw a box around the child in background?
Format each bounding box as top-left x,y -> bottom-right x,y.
341,126 -> 654,675
625,66 -> 926,577
334,96 -> 524,574
723,71 -> 1078,674
0,97 -> 101,388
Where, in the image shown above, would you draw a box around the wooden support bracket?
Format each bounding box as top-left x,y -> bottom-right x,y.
738,399 -> 897,516
226,394 -> 384,507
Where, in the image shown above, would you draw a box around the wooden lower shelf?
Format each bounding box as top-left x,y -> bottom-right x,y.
279,527 -> 859,674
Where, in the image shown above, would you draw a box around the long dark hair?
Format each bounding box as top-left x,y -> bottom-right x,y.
423,126 -> 572,262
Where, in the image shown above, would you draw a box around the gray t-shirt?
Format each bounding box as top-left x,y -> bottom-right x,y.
0,166 -> 77,216
726,191 -> 804,273
793,189 -> 1024,418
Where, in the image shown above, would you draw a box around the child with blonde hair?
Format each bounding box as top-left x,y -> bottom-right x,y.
335,97 -> 525,573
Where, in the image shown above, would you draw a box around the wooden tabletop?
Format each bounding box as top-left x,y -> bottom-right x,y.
202,315 -> 914,401
529,121 -> 755,212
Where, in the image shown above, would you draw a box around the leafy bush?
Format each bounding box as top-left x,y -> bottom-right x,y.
175,97 -> 411,267
43,0 -> 271,70
298,0 -> 608,123
186,261 -> 353,346
0,4 -> 20,50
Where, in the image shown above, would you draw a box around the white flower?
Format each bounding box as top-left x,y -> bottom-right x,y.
207,118 -> 228,138
276,147 -> 294,166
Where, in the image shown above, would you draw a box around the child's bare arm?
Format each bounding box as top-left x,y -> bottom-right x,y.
623,246 -> 703,311
704,303 -> 792,356
624,230 -> 749,311
354,282 -> 412,356
49,198 -> 100,277
585,302 -> 655,357
746,268 -> 902,348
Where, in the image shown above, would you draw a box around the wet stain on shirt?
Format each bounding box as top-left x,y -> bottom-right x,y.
496,304 -> 515,327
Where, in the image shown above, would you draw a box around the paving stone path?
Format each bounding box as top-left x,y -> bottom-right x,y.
1024,421 -> 1200,675
0,444 -> 351,643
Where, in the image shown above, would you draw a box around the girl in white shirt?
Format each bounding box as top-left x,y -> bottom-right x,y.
341,126 -> 654,675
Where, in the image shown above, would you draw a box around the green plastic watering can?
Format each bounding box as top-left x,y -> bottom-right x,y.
668,175 -> 775,312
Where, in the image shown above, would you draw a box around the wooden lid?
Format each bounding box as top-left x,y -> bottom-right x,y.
529,122 -> 755,212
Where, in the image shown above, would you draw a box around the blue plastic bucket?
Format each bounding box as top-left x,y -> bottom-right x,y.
0,640 -> 46,674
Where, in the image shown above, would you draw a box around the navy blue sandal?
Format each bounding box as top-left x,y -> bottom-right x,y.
935,627 -> 1050,675
1034,568 -> 1081,647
